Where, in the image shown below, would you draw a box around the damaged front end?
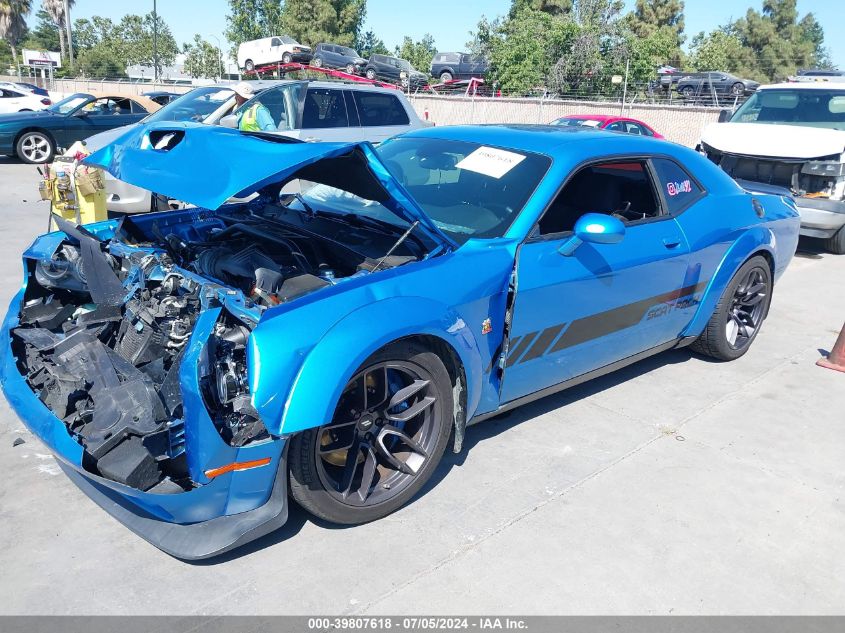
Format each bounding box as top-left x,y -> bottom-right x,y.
1,219 -> 288,559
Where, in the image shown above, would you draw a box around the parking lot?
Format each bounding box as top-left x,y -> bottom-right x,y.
0,155 -> 844,615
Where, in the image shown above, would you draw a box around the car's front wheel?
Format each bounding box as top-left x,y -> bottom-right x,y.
312,57 -> 323,67
289,342 -> 453,524
282,53 -> 293,64
346,63 -> 356,74
691,255 -> 772,361
730,82 -> 745,96
440,71 -> 453,82
244,59 -> 254,72
16,130 -> 54,164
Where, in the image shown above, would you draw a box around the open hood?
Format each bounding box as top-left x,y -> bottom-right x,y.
84,122 -> 456,248
702,122 -> 845,160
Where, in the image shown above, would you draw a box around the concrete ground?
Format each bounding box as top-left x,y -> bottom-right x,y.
0,157 -> 843,615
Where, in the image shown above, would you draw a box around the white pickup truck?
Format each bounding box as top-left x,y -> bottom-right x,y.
699,82 -> 845,253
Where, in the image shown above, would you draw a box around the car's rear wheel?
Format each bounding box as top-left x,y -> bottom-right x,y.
312,57 -> 323,67
244,59 -> 254,72
730,82 -> 745,96
440,71 -> 453,82
691,255 -> 772,361
681,85 -> 695,97
366,68 -> 376,80
289,342 -> 453,524
823,225 -> 845,255
346,63 -> 356,75
16,130 -> 54,164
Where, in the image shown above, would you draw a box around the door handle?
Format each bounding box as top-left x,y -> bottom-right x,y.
662,237 -> 681,249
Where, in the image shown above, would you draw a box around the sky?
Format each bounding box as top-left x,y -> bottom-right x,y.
29,0 -> 845,69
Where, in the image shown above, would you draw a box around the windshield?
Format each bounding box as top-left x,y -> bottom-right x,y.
553,117 -> 602,127
340,47 -> 359,57
397,59 -> 412,71
730,88 -> 845,130
280,36 -> 297,44
48,94 -> 90,114
375,137 -> 551,242
144,87 -> 234,123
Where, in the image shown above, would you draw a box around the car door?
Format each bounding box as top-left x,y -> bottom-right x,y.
351,90 -> 410,143
500,158 -> 697,403
299,87 -> 359,142
0,89 -> 18,113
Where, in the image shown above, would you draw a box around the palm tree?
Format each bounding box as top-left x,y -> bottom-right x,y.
0,0 -> 33,66
41,0 -> 74,62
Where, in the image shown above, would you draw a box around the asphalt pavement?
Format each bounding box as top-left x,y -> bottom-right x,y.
0,157 -> 843,615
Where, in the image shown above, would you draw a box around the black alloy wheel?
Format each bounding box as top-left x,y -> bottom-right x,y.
289,342 -> 453,524
691,255 -> 772,361
731,82 -> 745,96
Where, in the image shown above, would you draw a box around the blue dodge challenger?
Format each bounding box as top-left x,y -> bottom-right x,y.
0,122 -> 800,559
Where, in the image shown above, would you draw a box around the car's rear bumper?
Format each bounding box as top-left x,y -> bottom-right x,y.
735,178 -> 845,238
1,282 -> 288,560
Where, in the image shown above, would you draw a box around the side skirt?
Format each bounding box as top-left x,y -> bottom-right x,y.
469,336 -> 696,426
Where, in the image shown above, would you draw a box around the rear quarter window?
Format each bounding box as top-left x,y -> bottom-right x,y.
353,92 -> 410,127
651,158 -> 703,214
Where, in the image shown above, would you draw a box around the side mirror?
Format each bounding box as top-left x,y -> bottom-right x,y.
558,213 -> 626,256
220,114 -> 238,129
718,108 -> 731,123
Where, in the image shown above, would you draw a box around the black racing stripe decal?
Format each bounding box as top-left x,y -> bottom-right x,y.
506,332 -> 537,367
549,281 -> 708,354
520,323 -> 567,363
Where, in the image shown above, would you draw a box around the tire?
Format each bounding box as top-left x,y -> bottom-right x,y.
440,71 -> 453,82
345,63 -> 356,75
730,82 -> 744,96
16,130 -> 54,164
681,85 -> 695,97
312,57 -> 322,68
691,255 -> 773,361
366,68 -> 376,80
289,341 -> 454,525
282,53 -> 292,64
823,225 -> 845,255
244,59 -> 254,72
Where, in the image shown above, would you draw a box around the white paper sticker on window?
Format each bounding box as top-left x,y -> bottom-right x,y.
455,146 -> 527,179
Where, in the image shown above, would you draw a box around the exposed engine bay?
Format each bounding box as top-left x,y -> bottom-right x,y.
11,200 -> 426,492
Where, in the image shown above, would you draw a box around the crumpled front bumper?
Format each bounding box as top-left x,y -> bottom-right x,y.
1,277 -> 289,560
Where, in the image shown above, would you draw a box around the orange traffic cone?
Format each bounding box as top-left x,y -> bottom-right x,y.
817,321 -> 845,373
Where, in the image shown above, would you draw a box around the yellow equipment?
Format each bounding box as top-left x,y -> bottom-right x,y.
39,141 -> 108,231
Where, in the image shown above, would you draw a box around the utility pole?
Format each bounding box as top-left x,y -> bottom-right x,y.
153,0 -> 159,82
63,0 -> 73,67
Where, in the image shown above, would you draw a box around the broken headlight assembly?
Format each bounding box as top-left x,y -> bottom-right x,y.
203,315 -> 270,448
34,244 -> 93,293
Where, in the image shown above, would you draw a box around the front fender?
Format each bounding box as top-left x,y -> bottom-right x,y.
251,296 -> 484,436
682,225 -> 776,338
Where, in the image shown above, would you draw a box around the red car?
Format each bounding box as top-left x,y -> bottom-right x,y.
550,114 -> 664,139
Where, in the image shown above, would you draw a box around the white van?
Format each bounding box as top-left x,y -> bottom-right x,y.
237,36 -> 313,72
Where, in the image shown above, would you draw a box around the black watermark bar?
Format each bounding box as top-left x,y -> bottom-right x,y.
1,617 -> 844,633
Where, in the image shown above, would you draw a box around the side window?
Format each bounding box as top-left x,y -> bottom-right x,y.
651,158 -> 703,214
353,92 -> 410,127
0,90 -> 10,98
271,37 -> 282,47
625,122 -> 644,135
605,121 -> 624,132
537,160 -> 661,236
461,54 -> 471,64
302,88 -> 348,128
86,97 -> 128,115
131,99 -> 150,114
237,83 -> 304,131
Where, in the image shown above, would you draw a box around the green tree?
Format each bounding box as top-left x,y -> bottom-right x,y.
224,0 -> 284,58
509,0 -> 572,17
623,27 -> 683,82
627,0 -> 684,44
687,29 -> 744,73
76,44 -> 123,76
183,34 -> 224,79
730,0 -> 827,81
115,12 -> 179,78
357,29 -> 388,58
279,0 -> 366,47
394,33 -> 436,74
23,7 -> 58,50
0,0 -> 32,65
41,0 -> 74,63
